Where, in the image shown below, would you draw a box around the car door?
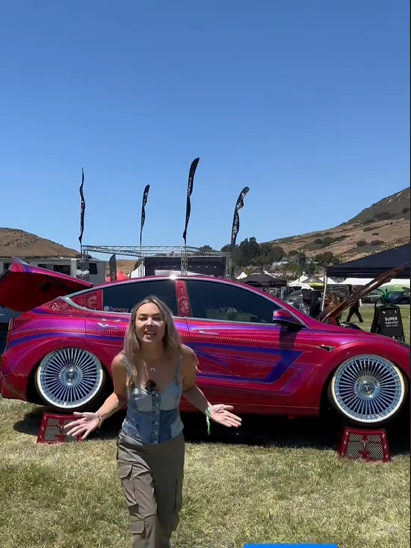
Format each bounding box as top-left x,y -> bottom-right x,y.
182,278 -> 322,413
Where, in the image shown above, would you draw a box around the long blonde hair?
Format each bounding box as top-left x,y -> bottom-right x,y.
123,296 -> 182,385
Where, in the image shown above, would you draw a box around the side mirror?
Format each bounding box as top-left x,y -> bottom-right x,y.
273,309 -> 304,328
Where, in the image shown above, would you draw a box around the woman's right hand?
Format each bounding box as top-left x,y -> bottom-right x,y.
64,411 -> 102,440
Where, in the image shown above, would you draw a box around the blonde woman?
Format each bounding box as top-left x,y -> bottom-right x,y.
65,296 -> 241,548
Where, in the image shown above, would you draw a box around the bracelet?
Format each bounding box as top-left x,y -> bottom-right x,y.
96,413 -> 104,428
205,406 -> 212,435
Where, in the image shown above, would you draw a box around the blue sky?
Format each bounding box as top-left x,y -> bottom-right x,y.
1,0 -> 409,257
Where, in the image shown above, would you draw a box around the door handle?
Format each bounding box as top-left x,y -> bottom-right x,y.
196,330 -> 219,335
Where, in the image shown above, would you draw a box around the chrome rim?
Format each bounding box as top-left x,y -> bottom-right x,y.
331,355 -> 405,423
37,349 -> 104,409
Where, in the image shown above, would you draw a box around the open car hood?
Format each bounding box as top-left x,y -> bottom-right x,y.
0,259 -> 93,312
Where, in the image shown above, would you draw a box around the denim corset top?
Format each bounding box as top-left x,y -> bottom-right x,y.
121,353 -> 184,445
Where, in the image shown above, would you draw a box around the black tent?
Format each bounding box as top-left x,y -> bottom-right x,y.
327,243 -> 410,279
240,272 -> 287,287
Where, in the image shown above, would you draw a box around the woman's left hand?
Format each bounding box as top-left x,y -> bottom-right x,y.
208,404 -> 242,428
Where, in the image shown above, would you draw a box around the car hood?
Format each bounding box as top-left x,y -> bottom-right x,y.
0,259 -> 92,312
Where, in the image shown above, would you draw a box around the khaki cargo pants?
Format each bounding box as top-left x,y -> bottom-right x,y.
117,431 -> 185,548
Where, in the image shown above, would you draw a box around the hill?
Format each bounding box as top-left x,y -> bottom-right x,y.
269,187 -> 410,261
0,188 -> 409,269
0,229 -> 79,258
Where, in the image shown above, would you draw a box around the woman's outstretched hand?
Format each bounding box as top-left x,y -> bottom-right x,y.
208,404 -> 242,428
64,412 -> 102,440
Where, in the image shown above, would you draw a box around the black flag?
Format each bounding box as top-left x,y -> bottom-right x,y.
140,185 -> 150,247
183,158 -> 200,245
109,254 -> 117,282
79,168 -> 86,245
231,187 -> 250,248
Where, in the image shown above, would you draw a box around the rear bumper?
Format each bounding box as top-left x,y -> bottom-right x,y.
0,352 -> 29,401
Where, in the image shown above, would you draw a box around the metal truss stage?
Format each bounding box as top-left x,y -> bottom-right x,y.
81,245 -> 232,277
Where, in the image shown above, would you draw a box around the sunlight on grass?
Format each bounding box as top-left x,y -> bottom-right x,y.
1,305 -> 410,547
345,305 -> 410,344
0,398 -> 409,548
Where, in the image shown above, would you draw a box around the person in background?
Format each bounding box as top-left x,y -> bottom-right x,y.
346,294 -> 364,323
293,284 -> 322,319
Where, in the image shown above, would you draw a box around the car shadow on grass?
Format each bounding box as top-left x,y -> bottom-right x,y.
13,407 -> 410,457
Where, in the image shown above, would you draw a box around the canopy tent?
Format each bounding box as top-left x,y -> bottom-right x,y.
319,276 -> 339,285
340,277 -> 373,286
380,279 -> 410,288
301,275 -> 323,284
327,244 -> 410,279
240,272 -> 287,287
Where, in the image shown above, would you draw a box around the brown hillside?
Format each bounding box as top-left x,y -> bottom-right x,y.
1,188 -> 409,268
0,229 -> 79,258
269,187 -> 410,261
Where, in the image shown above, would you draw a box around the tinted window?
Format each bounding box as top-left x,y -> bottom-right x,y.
185,280 -> 280,323
102,280 -> 178,314
54,264 -> 71,275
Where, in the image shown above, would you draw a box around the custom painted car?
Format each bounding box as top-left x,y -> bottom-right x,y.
0,259 -> 409,427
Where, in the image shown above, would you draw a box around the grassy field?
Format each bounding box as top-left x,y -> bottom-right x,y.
344,304 -> 410,344
0,305 -> 410,548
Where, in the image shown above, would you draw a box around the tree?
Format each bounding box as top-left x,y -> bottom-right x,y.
305,261 -> 317,276
199,245 -> 214,252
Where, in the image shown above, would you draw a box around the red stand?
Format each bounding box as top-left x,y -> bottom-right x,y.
338,427 -> 391,462
37,412 -> 83,444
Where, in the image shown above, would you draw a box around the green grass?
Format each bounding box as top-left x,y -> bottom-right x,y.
0,307 -> 409,548
344,304 -> 410,344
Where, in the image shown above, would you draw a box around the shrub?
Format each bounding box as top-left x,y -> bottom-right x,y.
374,211 -> 395,221
371,240 -> 384,246
357,240 -> 368,247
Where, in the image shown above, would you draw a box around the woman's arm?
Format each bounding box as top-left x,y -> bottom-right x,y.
64,353 -> 129,438
181,347 -> 211,413
95,354 -> 128,423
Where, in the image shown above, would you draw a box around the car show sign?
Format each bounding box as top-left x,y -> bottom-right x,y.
371,304 -> 406,342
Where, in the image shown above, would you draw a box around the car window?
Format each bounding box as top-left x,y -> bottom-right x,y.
72,280 -> 178,315
184,279 -> 280,323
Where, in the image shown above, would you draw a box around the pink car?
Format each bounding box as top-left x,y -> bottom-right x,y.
0,259 -> 409,428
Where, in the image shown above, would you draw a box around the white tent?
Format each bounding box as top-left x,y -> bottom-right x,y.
320,276 -> 339,285
340,277 -> 373,286
380,279 -> 410,288
130,265 -> 145,278
289,275 -> 308,287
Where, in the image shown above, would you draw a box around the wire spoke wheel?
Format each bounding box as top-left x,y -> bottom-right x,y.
330,355 -> 406,424
36,349 -> 104,409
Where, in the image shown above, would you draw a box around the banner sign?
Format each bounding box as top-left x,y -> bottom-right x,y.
183,157 -> 200,245
231,186 -> 250,248
109,254 -> 117,282
140,184 -> 150,248
79,168 -> 85,246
